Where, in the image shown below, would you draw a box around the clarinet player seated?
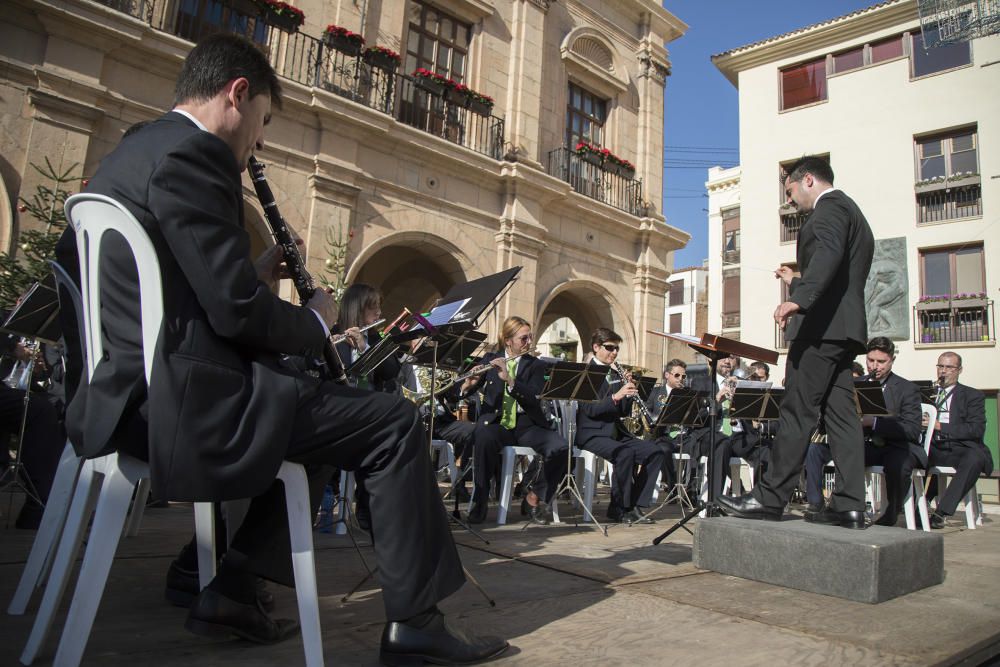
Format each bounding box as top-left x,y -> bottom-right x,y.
576,328 -> 665,524
468,316 -> 567,524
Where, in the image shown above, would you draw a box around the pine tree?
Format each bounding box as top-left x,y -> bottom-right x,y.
0,158 -> 79,309
318,220 -> 353,301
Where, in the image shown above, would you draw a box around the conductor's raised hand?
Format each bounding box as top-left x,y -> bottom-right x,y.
774,265 -> 799,286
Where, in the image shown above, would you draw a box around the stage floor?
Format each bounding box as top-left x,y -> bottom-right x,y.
2,490 -> 998,666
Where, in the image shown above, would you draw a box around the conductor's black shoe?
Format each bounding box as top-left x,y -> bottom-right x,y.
716,493 -> 782,521
804,507 -> 868,530
467,501 -> 488,525
185,588 -> 298,645
930,511 -> 948,530
380,610 -> 509,666
624,508 -> 655,525
166,561 -> 275,612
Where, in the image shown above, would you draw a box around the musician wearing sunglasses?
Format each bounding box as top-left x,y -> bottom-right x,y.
576,328 -> 665,524
467,316 -> 568,525
644,359 -> 689,490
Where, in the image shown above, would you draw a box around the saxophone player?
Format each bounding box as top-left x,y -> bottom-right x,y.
575,328 -> 665,524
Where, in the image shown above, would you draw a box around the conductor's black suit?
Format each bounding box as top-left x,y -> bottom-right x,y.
755,189 -> 874,513
55,112 -> 463,620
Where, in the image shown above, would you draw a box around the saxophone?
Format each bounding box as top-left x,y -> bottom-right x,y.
248,156 -> 347,384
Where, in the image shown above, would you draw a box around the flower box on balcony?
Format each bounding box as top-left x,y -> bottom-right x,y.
412,69 -> 452,97
914,173 -> 981,193
915,300 -> 950,311
362,46 -> 400,71
443,86 -> 467,106
254,0 -> 305,32
605,161 -> 636,179
323,25 -> 365,56
467,96 -> 493,116
953,298 -> 988,309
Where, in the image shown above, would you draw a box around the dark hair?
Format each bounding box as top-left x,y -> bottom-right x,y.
338,283 -> 381,330
665,358 -> 687,373
590,327 -> 622,347
851,361 -> 865,377
784,156 -> 834,186
174,34 -> 282,109
866,336 -> 895,356
749,361 -> 770,378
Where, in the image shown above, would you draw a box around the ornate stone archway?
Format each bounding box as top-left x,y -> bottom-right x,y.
537,279 -> 636,361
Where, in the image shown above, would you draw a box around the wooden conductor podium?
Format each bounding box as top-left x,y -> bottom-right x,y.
646,331 -> 778,545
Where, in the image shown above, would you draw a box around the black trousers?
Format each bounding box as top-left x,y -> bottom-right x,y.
226,382 -> 465,622
579,434 -> 665,510
755,340 -> 865,513
472,421 -> 567,504
0,384 -> 64,502
927,444 -> 992,516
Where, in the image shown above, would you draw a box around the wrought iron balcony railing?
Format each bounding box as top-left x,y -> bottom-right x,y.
780,209 -> 807,243
91,0 -> 504,160
916,183 -> 982,224
914,300 -> 995,344
547,147 -> 644,216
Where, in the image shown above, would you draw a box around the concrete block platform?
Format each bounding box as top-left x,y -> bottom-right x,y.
693,516 -> 944,603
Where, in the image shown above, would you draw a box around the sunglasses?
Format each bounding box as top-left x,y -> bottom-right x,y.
515,334 -> 533,343
601,344 -> 620,352
671,373 -> 687,379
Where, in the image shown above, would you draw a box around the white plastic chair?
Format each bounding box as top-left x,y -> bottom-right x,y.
430,439 -> 458,486
904,403 -> 937,531
912,402 -> 982,530
22,194 -> 324,666
722,457 -> 755,496
497,445 -> 545,525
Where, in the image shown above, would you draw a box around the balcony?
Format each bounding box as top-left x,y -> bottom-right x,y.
780,209 -> 807,243
722,249 -> 740,265
913,299 -> 994,345
547,147 -> 644,216
721,312 -> 740,329
97,0 -> 505,160
916,179 -> 982,224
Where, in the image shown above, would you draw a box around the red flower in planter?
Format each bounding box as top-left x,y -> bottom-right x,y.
364,45 -> 401,63
255,0 -> 305,26
324,24 -> 365,46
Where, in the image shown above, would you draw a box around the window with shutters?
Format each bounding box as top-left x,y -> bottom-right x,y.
722,269 -> 740,329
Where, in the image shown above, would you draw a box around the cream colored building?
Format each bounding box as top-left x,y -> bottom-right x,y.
708,0 -> 999,395
0,0 -> 689,370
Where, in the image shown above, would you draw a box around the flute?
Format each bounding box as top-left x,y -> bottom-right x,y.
418,349 -> 534,405
329,318 -> 386,345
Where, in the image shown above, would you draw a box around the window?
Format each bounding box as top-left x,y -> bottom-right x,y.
722,268 -> 740,328
780,57 -> 826,110
174,0 -> 269,47
405,2 -> 471,82
669,313 -> 683,334
566,83 -> 607,148
722,207 -> 740,264
871,35 -> 904,63
915,127 -> 981,223
833,47 -> 863,74
911,27 -> 971,78
916,127 -> 978,180
921,245 -> 985,297
669,281 -> 686,307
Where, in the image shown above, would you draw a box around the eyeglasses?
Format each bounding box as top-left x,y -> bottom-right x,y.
514,334 -> 533,343
935,364 -> 959,370
671,373 -> 687,379
601,344 -> 620,352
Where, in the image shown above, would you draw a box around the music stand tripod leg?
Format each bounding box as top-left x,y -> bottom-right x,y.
550,424 -> 608,537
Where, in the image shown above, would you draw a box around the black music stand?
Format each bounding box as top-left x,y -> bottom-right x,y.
854,380 -> 890,418
730,386 -> 784,422
541,362 -> 609,535
913,380 -> 937,406
644,388 -> 705,525
346,336 -> 402,379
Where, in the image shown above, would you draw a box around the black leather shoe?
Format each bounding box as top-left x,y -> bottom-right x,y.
930,511 -> 947,529
804,507 -> 868,530
380,611 -> 509,666
805,502 -> 824,515
716,493 -> 782,521
527,502 -> 551,526
624,508 -> 655,525
185,587 -> 298,644
166,561 -> 275,612
467,502 -> 488,525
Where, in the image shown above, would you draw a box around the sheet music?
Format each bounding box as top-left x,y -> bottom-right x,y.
409,298 -> 470,332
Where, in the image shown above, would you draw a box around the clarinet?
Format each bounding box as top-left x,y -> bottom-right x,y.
248,156 -> 347,384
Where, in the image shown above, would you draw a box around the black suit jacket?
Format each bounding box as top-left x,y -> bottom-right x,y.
575,360 -> 628,443
477,352 -> 552,429
57,112 -> 328,501
934,383 -> 994,476
785,190 -> 874,354
865,372 -> 925,467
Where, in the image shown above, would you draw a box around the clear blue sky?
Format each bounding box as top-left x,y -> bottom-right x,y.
662,0 -> 877,268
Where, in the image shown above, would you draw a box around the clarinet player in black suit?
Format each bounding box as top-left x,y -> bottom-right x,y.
54,34 -> 506,664
468,316 -> 566,525
576,327 -> 665,524
718,155 -> 874,529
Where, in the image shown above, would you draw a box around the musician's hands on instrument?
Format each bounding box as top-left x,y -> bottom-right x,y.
343,326 -> 367,352
306,288 -> 339,330
491,357 -> 513,385
773,301 -> 800,328
861,415 -> 875,428
13,342 -> 32,362
774,265 -> 799,285
255,239 -> 304,290
613,380 -> 638,402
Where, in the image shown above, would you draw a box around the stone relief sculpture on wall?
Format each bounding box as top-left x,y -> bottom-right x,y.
865,237 -> 909,341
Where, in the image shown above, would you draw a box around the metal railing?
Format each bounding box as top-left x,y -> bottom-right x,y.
547,147 -> 644,216
780,210 -> 807,243
723,249 -> 740,265
914,300 -> 995,344
916,184 -> 982,224
94,0 -> 504,159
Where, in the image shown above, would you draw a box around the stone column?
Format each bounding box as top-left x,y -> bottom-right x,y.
502,0 -> 551,167
634,32 -> 671,217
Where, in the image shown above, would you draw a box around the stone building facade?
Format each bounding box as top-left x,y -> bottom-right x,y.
1,0 -> 689,370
